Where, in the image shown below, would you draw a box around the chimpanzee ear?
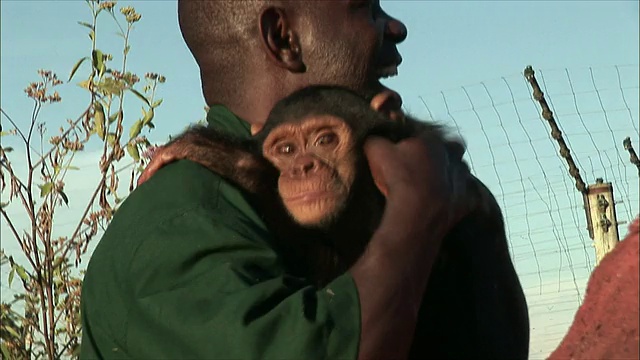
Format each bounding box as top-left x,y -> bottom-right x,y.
259,7 -> 305,73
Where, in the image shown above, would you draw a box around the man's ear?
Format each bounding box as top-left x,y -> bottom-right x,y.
259,7 -> 305,73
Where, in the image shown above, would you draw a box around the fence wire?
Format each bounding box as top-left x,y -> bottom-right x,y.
1,64 -> 638,359
407,64 -> 639,359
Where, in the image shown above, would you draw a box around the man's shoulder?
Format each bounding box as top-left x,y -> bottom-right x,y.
134,159 -> 224,210
118,159 -> 258,226
90,160 -> 267,262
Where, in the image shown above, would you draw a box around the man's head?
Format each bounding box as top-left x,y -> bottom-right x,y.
178,0 -> 407,128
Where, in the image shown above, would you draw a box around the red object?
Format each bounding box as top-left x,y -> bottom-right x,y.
549,217 -> 639,360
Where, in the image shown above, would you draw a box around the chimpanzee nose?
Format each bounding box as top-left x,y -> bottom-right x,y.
302,162 -> 314,172
292,155 -> 316,176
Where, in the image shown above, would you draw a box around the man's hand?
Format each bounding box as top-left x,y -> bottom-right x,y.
353,135 -> 473,360
365,135 -> 472,239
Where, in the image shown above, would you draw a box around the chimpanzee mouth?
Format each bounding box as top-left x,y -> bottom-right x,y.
283,190 -> 335,204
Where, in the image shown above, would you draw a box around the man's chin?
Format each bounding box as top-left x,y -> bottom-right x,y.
362,80 -> 400,102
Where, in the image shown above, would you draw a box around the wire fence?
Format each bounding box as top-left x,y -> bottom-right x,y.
406,64 -> 639,359
1,64 -> 638,359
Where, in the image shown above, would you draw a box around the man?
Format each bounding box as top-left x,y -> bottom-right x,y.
80,1 -> 521,359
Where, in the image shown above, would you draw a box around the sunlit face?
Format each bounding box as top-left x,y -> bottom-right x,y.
298,0 -> 408,101
263,116 -> 357,227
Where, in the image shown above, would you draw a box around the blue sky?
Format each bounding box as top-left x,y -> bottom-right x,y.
1,1 -> 639,358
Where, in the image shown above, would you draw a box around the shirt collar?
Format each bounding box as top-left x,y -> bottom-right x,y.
206,105 -> 252,140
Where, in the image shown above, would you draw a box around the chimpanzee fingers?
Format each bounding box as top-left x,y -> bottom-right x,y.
363,136 -> 396,197
136,146 -> 177,186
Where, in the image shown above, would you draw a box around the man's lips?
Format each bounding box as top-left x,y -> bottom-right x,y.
376,51 -> 402,79
377,63 -> 399,79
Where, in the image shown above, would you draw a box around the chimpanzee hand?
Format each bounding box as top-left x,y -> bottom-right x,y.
137,144 -> 177,186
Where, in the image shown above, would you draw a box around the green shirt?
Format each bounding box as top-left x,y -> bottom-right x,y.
79,106 -> 361,359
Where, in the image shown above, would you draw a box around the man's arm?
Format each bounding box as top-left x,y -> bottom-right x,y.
126,211 -> 362,359
81,161 -> 362,359
353,136 -> 469,360
82,136 -> 464,359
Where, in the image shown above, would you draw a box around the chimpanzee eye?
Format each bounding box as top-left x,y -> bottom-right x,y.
316,133 -> 337,146
277,143 -> 296,155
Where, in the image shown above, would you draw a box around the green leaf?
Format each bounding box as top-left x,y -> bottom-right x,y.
1,342 -> 11,360
68,56 -> 89,82
59,190 -> 69,206
54,164 -> 61,177
13,263 -> 28,281
77,21 -> 94,31
129,88 -> 150,107
142,107 -> 154,126
106,133 -> 117,146
94,102 -> 106,140
92,49 -> 106,78
127,143 -> 140,162
66,165 -> 80,171
129,120 -> 143,140
2,146 -> 13,153
0,202 -> 8,209
38,182 -> 54,197
3,325 -> 20,340
109,110 -> 122,125
151,98 -> 163,108
78,79 -> 92,90
8,268 -> 14,287
0,131 -> 14,137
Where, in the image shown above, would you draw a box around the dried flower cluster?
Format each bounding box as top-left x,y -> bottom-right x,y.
120,6 -> 141,23
111,70 -> 140,85
145,72 -> 166,83
98,1 -> 116,11
24,70 -> 63,103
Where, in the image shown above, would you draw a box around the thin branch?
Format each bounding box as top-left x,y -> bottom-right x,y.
0,108 -> 29,144
61,177 -> 105,261
0,209 -> 38,271
32,105 -> 92,170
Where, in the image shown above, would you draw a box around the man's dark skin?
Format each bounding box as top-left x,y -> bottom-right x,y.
177,2 -> 457,358
81,1 -> 524,359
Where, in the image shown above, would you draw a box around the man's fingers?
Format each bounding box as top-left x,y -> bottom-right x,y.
369,90 -> 405,123
363,136 -> 396,197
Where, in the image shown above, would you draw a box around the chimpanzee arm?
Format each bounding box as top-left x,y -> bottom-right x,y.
140,125 -> 278,194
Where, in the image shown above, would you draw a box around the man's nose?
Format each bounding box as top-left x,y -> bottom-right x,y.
385,18 -> 407,43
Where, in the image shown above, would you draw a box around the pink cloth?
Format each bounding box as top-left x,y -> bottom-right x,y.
548,217 -> 639,360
